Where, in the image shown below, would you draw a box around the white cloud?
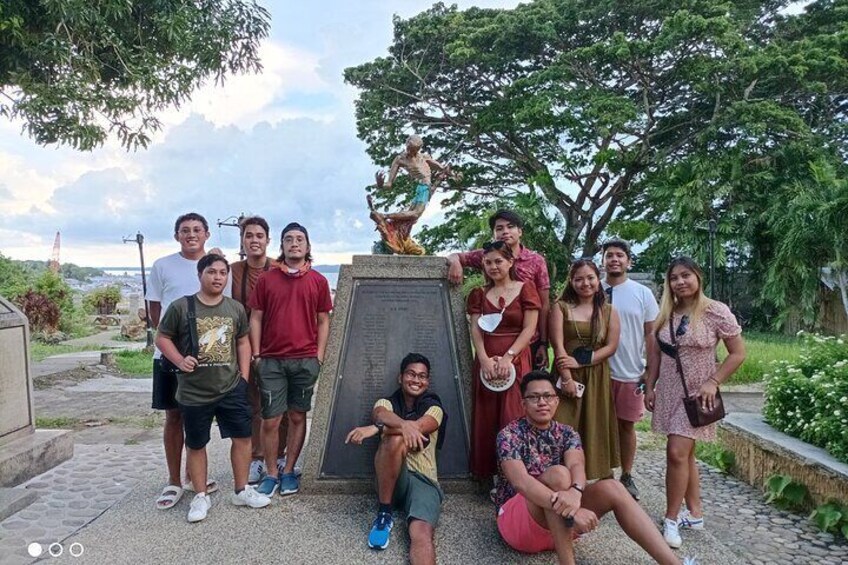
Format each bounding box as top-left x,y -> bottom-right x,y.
158,41 -> 330,131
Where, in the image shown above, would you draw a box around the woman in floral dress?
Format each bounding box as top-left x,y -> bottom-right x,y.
645,257 -> 745,550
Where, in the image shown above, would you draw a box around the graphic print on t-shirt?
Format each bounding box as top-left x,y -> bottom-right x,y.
196,316 -> 233,365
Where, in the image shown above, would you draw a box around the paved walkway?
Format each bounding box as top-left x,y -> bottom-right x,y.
2,433 -> 845,564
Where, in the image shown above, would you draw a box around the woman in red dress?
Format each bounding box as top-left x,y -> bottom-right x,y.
467,241 -> 540,479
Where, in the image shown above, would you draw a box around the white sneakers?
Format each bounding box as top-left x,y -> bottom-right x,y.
187,486 -> 271,522
678,508 -> 705,530
663,518 -> 682,549
187,493 -> 211,523
231,486 -> 272,508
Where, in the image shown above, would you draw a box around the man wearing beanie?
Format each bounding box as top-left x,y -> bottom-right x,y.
248,222 -> 333,496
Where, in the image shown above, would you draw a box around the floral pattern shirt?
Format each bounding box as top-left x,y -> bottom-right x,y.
495,417 -> 582,509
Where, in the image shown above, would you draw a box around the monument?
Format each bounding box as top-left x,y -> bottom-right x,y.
301,255 -> 474,493
0,295 -> 73,494
367,134 -> 460,255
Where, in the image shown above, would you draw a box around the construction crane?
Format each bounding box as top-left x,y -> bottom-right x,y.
47,231 -> 61,274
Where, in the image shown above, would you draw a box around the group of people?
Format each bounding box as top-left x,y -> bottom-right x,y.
148,213 -> 331,522
145,207 -> 745,565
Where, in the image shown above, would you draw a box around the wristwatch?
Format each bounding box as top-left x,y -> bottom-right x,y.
374,421 -> 385,434
507,349 -> 516,357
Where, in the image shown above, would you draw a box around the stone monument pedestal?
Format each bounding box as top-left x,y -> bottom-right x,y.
0,295 -> 72,497
302,256 -> 475,494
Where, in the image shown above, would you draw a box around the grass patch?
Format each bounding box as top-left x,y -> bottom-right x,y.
111,414 -> 162,429
30,343 -> 103,362
720,330 -> 802,385
36,416 -> 82,428
115,349 -> 153,376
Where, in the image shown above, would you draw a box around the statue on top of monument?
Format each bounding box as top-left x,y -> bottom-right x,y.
367,134 -> 461,255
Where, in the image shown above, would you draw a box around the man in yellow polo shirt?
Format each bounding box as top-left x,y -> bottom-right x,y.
346,353 -> 447,565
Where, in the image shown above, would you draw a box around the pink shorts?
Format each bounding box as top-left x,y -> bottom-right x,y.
497,494 -> 555,553
612,380 -> 645,423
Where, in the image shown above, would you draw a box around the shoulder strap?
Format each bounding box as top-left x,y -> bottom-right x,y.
186,294 -> 199,358
668,316 -> 690,397
240,262 -> 249,306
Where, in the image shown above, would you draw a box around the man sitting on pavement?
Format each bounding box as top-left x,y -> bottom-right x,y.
345,353 -> 447,565
156,254 -> 271,522
496,370 -> 695,565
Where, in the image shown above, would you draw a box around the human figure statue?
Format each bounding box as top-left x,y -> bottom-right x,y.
367,134 -> 460,255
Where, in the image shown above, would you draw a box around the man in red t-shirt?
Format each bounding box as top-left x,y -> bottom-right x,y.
229,216 -> 288,483
249,222 -> 333,497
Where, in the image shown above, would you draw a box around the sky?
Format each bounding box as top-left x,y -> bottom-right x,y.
0,0 -> 521,267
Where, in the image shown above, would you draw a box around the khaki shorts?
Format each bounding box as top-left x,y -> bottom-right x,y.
257,357 -> 320,418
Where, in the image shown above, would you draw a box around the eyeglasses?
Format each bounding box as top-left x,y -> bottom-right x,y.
403,370 -> 430,382
523,393 -> 559,405
676,315 -> 690,337
482,240 -> 506,252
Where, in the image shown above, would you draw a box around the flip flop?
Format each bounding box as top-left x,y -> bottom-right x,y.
155,485 -> 183,510
183,478 -> 219,494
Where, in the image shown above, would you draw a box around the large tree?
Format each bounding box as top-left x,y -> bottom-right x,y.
0,0 -> 270,150
346,0 -> 845,257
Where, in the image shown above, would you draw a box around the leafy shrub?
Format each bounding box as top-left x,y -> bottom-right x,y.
83,285 -> 122,314
15,290 -> 61,333
764,474 -> 809,511
763,332 -> 848,463
810,501 -> 848,539
695,441 -> 736,474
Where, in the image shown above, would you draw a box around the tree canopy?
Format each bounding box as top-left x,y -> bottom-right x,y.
346,0 -> 847,259
0,0 -> 270,150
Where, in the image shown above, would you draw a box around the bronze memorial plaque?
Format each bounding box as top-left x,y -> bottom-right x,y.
320,279 -> 469,478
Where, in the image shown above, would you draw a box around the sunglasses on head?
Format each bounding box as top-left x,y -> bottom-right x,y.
483,240 -> 506,252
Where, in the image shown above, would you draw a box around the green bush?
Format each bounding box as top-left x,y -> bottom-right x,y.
764,473 -> 810,511
763,333 -> 848,463
83,285 -> 122,314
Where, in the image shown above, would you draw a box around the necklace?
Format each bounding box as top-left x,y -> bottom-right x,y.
569,305 -> 591,343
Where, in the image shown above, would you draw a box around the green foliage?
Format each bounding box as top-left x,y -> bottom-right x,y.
763,159 -> 848,328
720,331 -> 803,385
809,502 -> 848,537
694,442 -> 735,474
83,285 -> 122,314
0,252 -> 29,298
346,0 -> 847,259
763,333 -> 848,463
0,0 -> 270,150
115,349 -> 152,376
764,474 -> 810,510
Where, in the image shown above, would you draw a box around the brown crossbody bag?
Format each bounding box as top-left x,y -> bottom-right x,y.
668,316 -> 725,428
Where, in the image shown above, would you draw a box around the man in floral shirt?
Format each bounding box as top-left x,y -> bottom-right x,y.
496,371 -> 694,565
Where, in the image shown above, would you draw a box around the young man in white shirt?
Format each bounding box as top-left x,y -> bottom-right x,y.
146,212 -> 232,510
601,239 -> 659,500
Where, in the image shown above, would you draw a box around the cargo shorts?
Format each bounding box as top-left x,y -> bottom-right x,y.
257,357 -> 320,418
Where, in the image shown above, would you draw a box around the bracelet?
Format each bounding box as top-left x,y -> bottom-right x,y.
709,377 -> 721,386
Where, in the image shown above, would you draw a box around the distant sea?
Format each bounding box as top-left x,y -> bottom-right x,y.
100,266 -> 340,289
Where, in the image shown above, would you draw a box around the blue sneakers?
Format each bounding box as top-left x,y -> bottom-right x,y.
256,475 -> 278,496
368,511 -> 394,550
279,472 -> 300,496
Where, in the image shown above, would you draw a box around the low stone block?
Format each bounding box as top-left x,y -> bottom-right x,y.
0,429 -> 74,488
0,487 -> 37,522
720,413 -> 848,506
